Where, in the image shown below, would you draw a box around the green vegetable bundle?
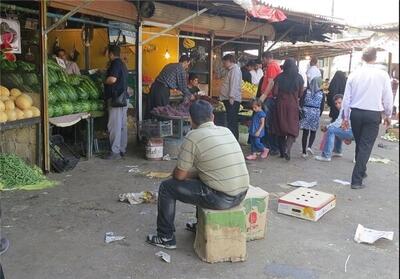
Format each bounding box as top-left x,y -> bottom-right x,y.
0,154 -> 55,191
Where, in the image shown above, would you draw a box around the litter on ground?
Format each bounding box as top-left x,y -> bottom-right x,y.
104,232 -> 125,243
287,181 -> 317,188
146,171 -> 171,179
155,251 -> 171,263
119,191 -> 158,205
354,224 -> 394,244
333,179 -> 351,186
369,157 -> 391,164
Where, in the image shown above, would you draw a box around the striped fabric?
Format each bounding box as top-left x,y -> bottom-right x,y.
177,122 -> 249,196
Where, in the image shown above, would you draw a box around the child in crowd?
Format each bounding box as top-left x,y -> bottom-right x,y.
246,99 -> 269,160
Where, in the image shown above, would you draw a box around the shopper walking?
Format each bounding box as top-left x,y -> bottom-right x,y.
327,71 -> 347,122
272,58 -> 305,161
104,45 -> 129,160
300,76 -> 325,158
342,47 -> 393,189
220,54 -> 242,140
259,51 -> 282,155
246,99 -> 270,160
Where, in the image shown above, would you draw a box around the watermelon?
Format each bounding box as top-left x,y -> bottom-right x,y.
75,86 -> 89,100
48,106 -> 54,118
96,100 -> 104,111
61,103 -> 74,115
53,105 -> 63,117
73,102 -> 83,114
81,101 -> 91,112
68,75 -> 82,86
48,69 -> 59,85
23,73 -> 39,86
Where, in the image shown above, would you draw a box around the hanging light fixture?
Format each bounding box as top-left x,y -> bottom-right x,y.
164,49 -> 171,59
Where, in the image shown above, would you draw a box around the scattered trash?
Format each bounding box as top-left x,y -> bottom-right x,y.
252,169 -> 263,174
344,254 -> 351,273
65,174 -> 72,177
146,171 -> 171,179
155,251 -> 171,263
104,232 -> 125,243
287,181 -> 317,188
119,191 -> 158,205
126,165 -> 141,173
369,157 -> 391,164
354,224 -> 394,244
333,179 -> 351,186
381,132 -> 399,142
377,143 -> 388,149
162,154 -> 171,161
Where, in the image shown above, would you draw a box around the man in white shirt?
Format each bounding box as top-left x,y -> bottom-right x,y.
306,57 -> 321,86
250,59 -> 264,85
342,47 -> 393,189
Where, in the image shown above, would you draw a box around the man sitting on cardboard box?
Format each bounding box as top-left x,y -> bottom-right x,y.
147,100 -> 250,249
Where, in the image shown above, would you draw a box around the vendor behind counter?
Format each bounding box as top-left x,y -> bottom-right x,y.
148,55 -> 192,112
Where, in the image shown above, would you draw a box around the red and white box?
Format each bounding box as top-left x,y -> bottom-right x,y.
277,187 -> 336,222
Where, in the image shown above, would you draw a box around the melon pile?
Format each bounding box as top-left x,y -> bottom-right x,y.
0,85 -> 40,123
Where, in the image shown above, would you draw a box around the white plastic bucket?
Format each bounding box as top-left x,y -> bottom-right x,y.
145,138 -> 163,160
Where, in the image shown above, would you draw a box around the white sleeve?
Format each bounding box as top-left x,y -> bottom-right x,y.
382,75 -> 394,118
342,77 -> 352,120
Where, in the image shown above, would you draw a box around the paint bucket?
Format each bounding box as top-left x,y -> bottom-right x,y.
145,138 -> 163,160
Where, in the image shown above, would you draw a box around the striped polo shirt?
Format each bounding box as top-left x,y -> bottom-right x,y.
177,122 -> 249,196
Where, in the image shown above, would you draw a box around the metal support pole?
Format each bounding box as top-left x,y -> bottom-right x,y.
45,0 -> 93,34
259,35 -> 265,58
39,0 -> 50,172
348,50 -> 353,74
142,7 -> 208,45
266,26 -> 295,52
208,31 -> 215,97
137,24 -> 143,121
388,52 -> 393,75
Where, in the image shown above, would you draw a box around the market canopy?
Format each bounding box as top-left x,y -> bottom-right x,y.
269,37 -> 375,60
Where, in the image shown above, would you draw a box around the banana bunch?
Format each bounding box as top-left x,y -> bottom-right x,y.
241,81 -> 257,99
183,38 -> 195,49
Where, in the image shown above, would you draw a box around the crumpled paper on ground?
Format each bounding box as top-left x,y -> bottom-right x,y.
333,179 -> 351,186
155,251 -> 171,263
354,224 -> 394,244
288,181 -> 317,188
105,232 -> 125,243
369,157 -> 391,164
146,171 -> 171,179
119,191 -> 158,205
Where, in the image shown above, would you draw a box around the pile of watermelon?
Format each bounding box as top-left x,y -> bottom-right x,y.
47,60 -> 104,118
0,59 -> 40,93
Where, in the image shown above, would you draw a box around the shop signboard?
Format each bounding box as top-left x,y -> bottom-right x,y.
0,18 -> 21,53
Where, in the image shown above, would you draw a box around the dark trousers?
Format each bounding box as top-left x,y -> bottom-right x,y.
148,81 -> 170,112
278,135 -> 296,157
263,98 -> 279,152
223,100 -> 240,140
350,108 -> 381,185
157,178 -> 247,238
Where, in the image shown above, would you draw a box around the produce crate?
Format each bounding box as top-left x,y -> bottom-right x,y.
50,135 -> 80,173
138,120 -> 173,139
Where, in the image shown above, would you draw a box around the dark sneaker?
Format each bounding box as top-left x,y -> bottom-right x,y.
146,234 -> 176,249
0,238 -> 10,255
362,173 -> 368,179
351,184 -> 366,190
186,222 -> 197,233
270,150 -> 280,156
120,152 -> 126,158
103,152 -> 121,160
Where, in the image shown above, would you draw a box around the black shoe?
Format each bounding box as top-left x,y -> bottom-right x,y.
103,152 -> 121,160
362,173 -> 368,179
186,222 -> 197,233
284,153 -> 290,161
351,184 -> 366,189
146,234 -> 177,249
120,152 -> 125,158
270,150 -> 280,156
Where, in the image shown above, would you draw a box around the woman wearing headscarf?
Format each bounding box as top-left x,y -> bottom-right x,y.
272,58 -> 305,160
300,77 -> 325,158
327,71 -> 347,122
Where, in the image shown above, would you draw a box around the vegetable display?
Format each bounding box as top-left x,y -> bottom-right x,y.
241,81 -> 258,99
0,154 -> 55,191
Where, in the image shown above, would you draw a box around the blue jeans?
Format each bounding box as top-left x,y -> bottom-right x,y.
250,136 -> 266,153
322,126 -> 353,158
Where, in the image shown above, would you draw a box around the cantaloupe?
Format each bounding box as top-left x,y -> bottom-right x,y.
6,110 -> 17,121
10,88 -> 22,98
0,111 -> 7,123
25,93 -> 40,107
23,109 -> 33,118
0,85 -> 10,97
4,100 -> 15,111
15,94 -> 33,110
30,106 -> 40,117
15,108 -> 25,120
0,96 -> 9,102
0,100 -> 5,112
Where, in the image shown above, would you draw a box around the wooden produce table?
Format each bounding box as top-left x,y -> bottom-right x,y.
0,117 -> 42,166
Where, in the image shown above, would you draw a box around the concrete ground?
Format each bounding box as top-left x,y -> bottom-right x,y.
1,122 -> 399,279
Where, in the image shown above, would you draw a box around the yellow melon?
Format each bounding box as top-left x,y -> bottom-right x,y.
4,100 -> 15,111
30,106 -> 41,117
10,88 -> 22,98
23,109 -> 33,118
6,110 -> 17,121
15,94 -> 33,110
15,108 -> 25,120
0,111 -> 7,123
0,85 -> 10,97
0,100 -> 5,112
0,96 -> 9,102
